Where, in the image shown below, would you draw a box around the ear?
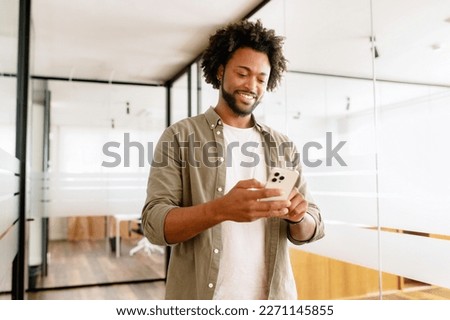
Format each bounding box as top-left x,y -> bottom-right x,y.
217,65 -> 224,82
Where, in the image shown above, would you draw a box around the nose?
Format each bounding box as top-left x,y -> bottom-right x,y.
245,76 -> 258,93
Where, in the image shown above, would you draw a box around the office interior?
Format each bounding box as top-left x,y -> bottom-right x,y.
1,0 -> 450,300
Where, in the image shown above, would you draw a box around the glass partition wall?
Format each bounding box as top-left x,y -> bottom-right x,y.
27,80 -> 168,294
372,0 -> 450,295
0,0 -> 20,299
170,62 -> 202,125
248,0 -> 450,299
250,0 -> 384,299
4,0 -> 449,300
173,0 -> 450,299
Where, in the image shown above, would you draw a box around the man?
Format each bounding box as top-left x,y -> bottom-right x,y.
142,19 -> 324,300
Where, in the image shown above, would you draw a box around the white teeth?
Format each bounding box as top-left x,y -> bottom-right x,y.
239,92 -> 255,100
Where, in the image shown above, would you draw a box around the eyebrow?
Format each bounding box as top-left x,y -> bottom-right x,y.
236,65 -> 268,76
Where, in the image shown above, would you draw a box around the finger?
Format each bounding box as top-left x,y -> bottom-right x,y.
282,211 -> 305,223
289,198 -> 308,216
256,199 -> 291,212
288,188 -> 303,201
287,189 -> 307,208
283,199 -> 308,222
248,187 -> 284,200
268,207 -> 290,217
288,192 -> 303,210
235,179 -> 265,190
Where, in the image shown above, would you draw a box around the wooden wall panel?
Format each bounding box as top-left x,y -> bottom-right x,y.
67,216 -> 106,240
289,248 -> 400,299
67,216 -> 140,240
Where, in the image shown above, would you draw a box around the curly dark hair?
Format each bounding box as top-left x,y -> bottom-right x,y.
201,19 -> 287,92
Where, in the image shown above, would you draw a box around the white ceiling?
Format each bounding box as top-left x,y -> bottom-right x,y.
31,0 -> 262,84
28,0 -> 450,86
1,0 -> 450,127
252,0 -> 450,86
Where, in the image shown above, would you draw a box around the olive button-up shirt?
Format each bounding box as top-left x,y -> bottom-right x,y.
142,107 -> 325,300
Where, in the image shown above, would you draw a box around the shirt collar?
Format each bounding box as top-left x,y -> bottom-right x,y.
204,106 -> 268,134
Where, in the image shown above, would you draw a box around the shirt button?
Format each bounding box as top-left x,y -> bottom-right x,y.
216,130 -> 221,135
218,120 -> 222,125
219,157 -> 224,162
214,249 -> 219,254
210,124 -> 215,128
208,283 -> 214,288
217,187 -> 223,192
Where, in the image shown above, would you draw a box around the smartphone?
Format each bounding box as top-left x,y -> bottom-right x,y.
260,167 -> 299,201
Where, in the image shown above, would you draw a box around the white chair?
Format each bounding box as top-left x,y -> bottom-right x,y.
129,219 -> 165,256
129,237 -> 165,256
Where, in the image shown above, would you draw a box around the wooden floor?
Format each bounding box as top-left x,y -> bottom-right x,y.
360,286 -> 450,300
33,239 -> 166,289
20,282 -> 450,300
20,283 -> 450,300
1,239 -> 449,300
1,238 -> 167,300
25,281 -> 166,300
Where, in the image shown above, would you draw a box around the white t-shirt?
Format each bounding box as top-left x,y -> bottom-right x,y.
213,123 -> 268,300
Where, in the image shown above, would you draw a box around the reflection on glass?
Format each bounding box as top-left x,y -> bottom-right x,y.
249,0 -> 450,300
373,0 -> 450,297
31,81 -> 168,289
171,73 -> 189,124
253,0 -> 381,299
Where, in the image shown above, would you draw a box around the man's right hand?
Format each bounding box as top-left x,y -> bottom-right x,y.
163,179 -> 291,244
212,179 -> 291,223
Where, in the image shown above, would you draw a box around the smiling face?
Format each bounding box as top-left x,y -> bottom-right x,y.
218,47 -> 271,118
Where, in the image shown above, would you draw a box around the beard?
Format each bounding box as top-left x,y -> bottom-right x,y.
221,84 -> 261,117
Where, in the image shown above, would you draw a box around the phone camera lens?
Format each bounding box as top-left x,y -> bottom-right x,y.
271,178 -> 277,182
280,176 -> 285,180
274,172 -> 280,177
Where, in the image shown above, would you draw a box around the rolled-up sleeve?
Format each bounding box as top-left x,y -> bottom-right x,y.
142,127 -> 182,246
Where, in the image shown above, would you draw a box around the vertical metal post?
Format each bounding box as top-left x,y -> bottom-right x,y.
41,89 -> 51,276
13,0 -> 31,300
187,67 -> 192,117
164,83 -> 172,279
166,84 -> 172,127
196,63 -> 202,115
